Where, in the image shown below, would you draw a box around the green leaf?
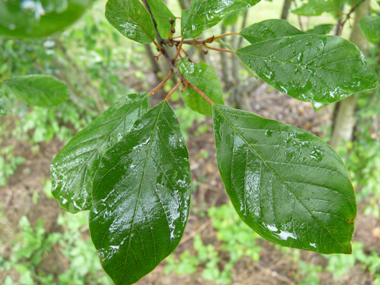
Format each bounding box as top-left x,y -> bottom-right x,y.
50,93 -> 148,214
178,59 -> 224,116
0,0 -> 93,38
240,19 -> 304,44
90,101 -> 191,285
105,0 -> 155,44
147,0 -> 176,39
4,75 -> 70,107
181,0 -> 260,39
291,0 -> 332,16
236,34 -> 380,104
0,90 -> 11,116
306,24 -> 334,35
213,104 -> 357,254
359,16 -> 380,44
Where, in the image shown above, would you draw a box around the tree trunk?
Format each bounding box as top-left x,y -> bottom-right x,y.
177,0 -> 189,10
329,0 -> 370,149
281,0 -> 292,20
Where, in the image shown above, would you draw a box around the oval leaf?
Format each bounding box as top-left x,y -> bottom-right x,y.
359,16 -> 380,44
0,90 -> 11,116
236,34 -> 380,104
4,75 -> 70,107
181,0 -> 260,39
90,101 -> 191,285
105,0 -> 155,44
213,104 -> 357,254
240,19 -> 304,44
0,0 -> 93,38
51,93 -> 148,213
146,0 -> 176,39
178,59 -> 224,116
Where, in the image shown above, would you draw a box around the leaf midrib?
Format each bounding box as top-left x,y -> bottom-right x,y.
121,102 -> 165,281
214,105 -> 350,252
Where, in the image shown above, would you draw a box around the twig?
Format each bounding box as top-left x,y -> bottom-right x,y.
192,44 -> 208,54
173,39 -> 184,59
202,44 -> 235,54
180,220 -> 212,244
252,263 -> 293,284
148,69 -> 173,96
165,80 -> 181,101
187,82 -> 214,105
345,0 -> 366,22
213,32 -> 240,40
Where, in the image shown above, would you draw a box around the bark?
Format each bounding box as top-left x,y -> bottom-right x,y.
219,26 -> 233,91
281,0 -> 293,20
329,0 -> 370,149
177,0 -> 189,10
145,44 -> 161,76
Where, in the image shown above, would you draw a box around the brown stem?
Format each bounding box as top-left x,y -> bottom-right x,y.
173,39 -> 184,59
187,82 -> 214,105
213,32 -> 240,40
192,44 -> 208,54
165,81 -> 181,101
148,69 -> 173,96
202,44 -> 235,54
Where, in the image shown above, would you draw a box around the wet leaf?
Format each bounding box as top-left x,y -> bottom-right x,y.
0,0 -> 93,38
306,24 -> 334,35
179,59 -> 224,116
147,0 -> 176,39
4,75 -> 70,107
51,93 -> 148,213
181,0 -> 260,39
236,34 -> 380,104
240,19 -> 304,44
105,0 -> 155,44
90,101 -> 191,285
359,16 -> 380,44
0,90 -> 11,116
213,104 -> 357,254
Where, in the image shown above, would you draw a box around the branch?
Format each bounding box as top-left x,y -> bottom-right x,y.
141,0 -> 164,45
165,80 -> 181,101
187,82 -> 214,105
148,69 -> 173,96
345,0 -> 366,21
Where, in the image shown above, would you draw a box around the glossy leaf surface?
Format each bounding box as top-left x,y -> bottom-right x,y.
51,93 -> 148,213
105,0 -> 155,44
236,34 -> 380,104
240,19 -> 303,44
181,0 -> 260,39
0,91 -> 11,116
147,0 -> 176,39
178,59 -> 224,116
4,75 -> 70,107
359,16 -> 380,44
0,0 -> 93,38
306,24 -> 334,35
90,101 -> 191,285
213,104 -> 357,254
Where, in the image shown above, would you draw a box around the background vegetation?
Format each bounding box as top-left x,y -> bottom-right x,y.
0,0 -> 379,284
